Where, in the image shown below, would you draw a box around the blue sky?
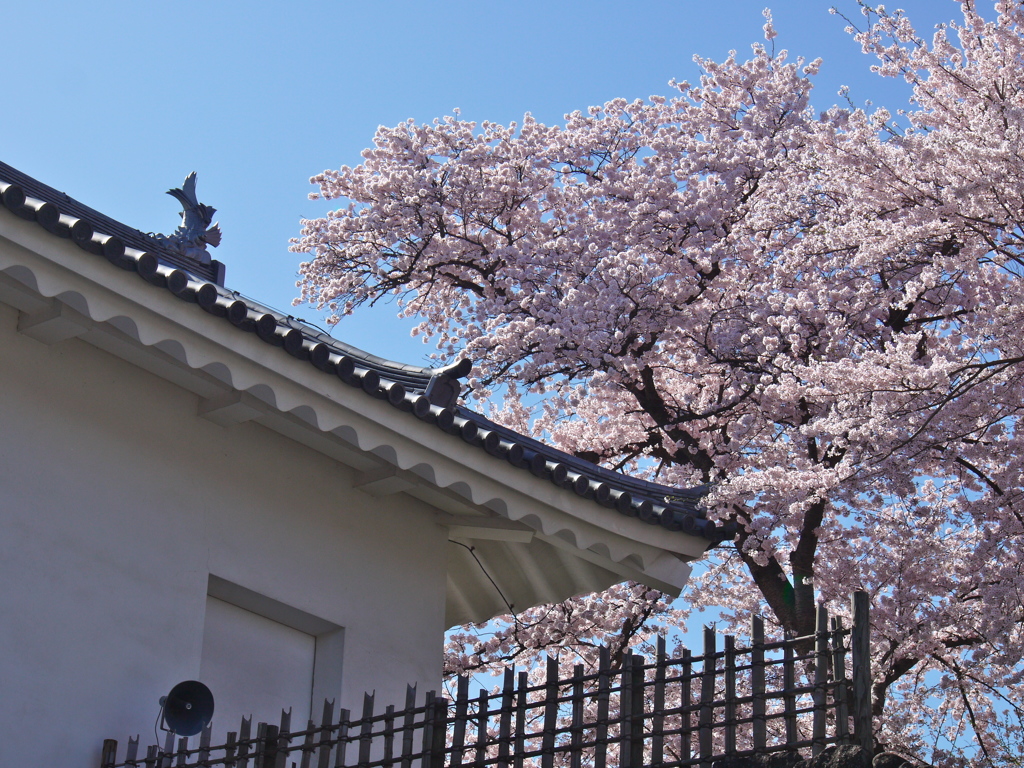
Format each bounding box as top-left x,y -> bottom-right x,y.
2,0 -> 966,365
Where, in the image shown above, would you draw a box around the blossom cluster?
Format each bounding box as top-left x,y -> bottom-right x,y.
293,3 -> 1024,763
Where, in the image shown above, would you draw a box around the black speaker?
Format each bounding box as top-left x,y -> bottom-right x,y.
160,680 -> 215,736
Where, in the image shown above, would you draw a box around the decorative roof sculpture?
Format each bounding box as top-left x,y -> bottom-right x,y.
153,173 -> 222,265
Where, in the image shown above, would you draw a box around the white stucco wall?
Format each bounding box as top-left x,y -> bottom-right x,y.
0,300 -> 449,768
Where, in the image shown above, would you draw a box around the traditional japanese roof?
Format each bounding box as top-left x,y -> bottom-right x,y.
0,161 -> 733,624
0,161 -> 729,544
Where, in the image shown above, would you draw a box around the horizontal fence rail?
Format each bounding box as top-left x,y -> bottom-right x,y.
101,593 -> 872,768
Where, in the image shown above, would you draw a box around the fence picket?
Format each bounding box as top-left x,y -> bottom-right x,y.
630,654 -> 645,768
783,639 -> 798,746
451,677 -> 469,767
399,687 -> 416,768
126,735 -> 140,768
318,700 -> 336,768
512,672 -> 528,768
830,617 -> 850,742
199,722 -> 212,767
724,635 -> 736,756
224,731 -> 238,768
679,648 -> 692,766
570,664 -> 585,768
851,591 -> 873,754
619,652 -> 635,768
541,656 -> 559,768
383,705 -> 396,768
474,689 -> 489,766
812,604 -> 830,757
333,709 -> 350,768
751,616 -> 766,751
276,709 -> 291,768
699,628 -> 715,768
497,669 -> 515,768
652,636 -> 666,767
358,693 -> 374,768
594,646 -> 611,768
237,715 -> 252,768
102,739 -> 118,768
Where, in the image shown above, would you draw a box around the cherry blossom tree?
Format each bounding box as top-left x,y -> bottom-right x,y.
292,3 -> 1024,763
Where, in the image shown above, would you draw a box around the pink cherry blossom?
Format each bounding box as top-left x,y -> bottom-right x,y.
293,3 -> 1024,763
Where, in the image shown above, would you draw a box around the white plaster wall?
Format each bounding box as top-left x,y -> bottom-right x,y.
0,301 -> 449,768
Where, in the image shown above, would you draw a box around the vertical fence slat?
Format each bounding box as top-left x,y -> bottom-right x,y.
299,718 -> 316,768
102,739 -> 119,768
223,732 -> 238,768
724,636 -> 736,756
851,590 -> 873,754
497,669 -> 514,768
358,694 -> 374,768
161,729 -> 176,768
399,687 -> 416,768
126,735 -> 140,767
199,722 -> 212,767
541,656 -> 559,768
680,648 -> 692,766
383,706 -> 396,768
751,616 -> 766,751
569,664 -> 585,768
276,709 -> 292,768
451,677 -> 469,767
783,639 -> 798,746
699,628 -> 716,768
652,636 -> 666,767
318,700 -> 336,768
431,696 -> 449,768
334,709 -> 351,768
237,716 -> 253,768
474,689 -> 490,767
512,672 -> 528,768
619,651 -> 634,768
831,616 -> 850,743
812,604 -> 830,757
421,693 -> 448,768
630,655 -> 645,768
594,646 -> 611,768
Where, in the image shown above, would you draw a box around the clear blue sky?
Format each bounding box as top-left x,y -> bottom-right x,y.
2,0 -> 964,366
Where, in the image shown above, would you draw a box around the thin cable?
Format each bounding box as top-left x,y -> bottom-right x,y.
451,540 -> 516,616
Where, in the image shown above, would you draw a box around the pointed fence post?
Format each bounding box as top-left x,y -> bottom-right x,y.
317,699 -> 336,768
851,590 -> 873,754
358,693 -> 375,768
399,687 -> 417,768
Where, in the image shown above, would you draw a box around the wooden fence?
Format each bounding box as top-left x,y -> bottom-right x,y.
100,593 -> 872,768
